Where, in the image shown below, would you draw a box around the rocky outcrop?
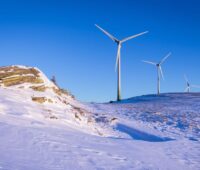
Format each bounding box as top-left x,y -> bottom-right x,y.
31,97 -> 53,104
0,65 -> 74,99
0,66 -> 44,87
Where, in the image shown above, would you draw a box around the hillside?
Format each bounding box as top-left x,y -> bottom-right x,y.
0,65 -> 111,135
90,93 -> 200,141
0,66 -> 199,170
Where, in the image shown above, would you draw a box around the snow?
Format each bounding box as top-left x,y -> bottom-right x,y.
0,67 -> 199,170
33,66 -> 57,88
1,122 -> 197,170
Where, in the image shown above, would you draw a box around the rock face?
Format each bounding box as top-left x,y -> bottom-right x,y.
0,66 -> 43,87
31,96 -> 53,104
0,65 -> 73,98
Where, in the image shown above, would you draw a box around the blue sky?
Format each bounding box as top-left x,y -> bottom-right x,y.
0,0 -> 200,102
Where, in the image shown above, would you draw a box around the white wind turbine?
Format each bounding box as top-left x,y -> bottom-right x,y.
95,24 -> 148,101
142,52 -> 171,95
184,75 -> 200,93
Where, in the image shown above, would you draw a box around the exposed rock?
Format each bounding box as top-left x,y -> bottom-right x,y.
32,97 -> 47,104
0,65 -> 74,98
47,98 -> 53,103
2,76 -> 43,87
0,66 -> 43,87
0,66 -> 40,78
52,87 -> 74,99
31,97 -> 54,104
30,85 -> 47,92
49,115 -> 58,119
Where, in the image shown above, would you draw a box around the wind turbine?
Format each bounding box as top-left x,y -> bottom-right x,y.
184,75 -> 200,93
95,24 -> 148,101
142,52 -> 171,95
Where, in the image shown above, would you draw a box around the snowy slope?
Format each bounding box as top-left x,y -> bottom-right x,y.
0,65 -> 108,136
0,66 -> 200,170
90,93 -> 200,141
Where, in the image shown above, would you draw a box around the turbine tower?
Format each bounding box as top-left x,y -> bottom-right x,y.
95,24 -> 148,101
142,52 -> 171,95
184,75 -> 200,92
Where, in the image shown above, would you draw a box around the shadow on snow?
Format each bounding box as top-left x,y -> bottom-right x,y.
115,123 -> 174,142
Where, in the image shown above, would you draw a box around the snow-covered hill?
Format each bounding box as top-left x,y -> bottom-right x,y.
0,65 -> 111,135
0,66 -> 199,170
90,93 -> 200,141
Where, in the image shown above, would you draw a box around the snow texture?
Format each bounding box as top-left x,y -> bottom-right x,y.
0,66 -> 199,170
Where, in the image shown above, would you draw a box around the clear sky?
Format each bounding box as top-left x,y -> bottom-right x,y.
0,0 -> 200,102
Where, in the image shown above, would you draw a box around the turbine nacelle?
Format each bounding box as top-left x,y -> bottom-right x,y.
115,40 -> 120,44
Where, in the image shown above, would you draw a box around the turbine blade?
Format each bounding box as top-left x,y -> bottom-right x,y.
160,52 -> 171,64
121,31 -> 148,43
184,74 -> 189,83
115,45 -> 121,72
142,60 -> 157,65
159,66 -> 164,80
191,85 -> 200,88
95,24 -> 118,42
